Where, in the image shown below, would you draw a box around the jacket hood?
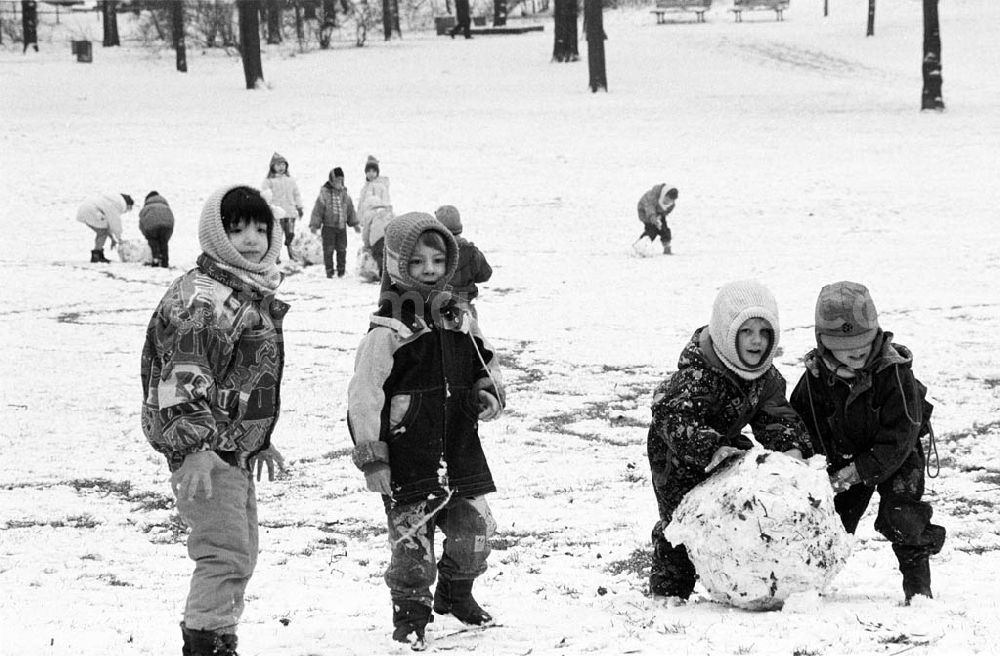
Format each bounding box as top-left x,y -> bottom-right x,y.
268,152 -> 289,175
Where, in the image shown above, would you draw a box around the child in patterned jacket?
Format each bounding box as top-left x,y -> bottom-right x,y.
646,279 -> 814,600
141,184 -> 288,656
348,212 -> 504,649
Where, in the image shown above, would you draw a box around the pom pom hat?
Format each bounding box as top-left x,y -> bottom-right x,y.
815,281 -> 879,351
434,205 -> 463,235
364,155 -> 380,175
382,212 -> 458,298
708,279 -> 780,381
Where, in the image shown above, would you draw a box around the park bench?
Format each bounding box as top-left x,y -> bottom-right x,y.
729,0 -> 788,22
650,0 -> 712,24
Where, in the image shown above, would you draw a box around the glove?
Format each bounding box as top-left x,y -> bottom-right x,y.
705,446 -> 745,473
250,446 -> 286,482
171,450 -> 229,501
353,225 -> 361,233
829,462 -> 860,493
363,462 -> 392,495
477,390 -> 501,421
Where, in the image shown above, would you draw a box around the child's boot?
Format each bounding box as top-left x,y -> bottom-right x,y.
901,556 -> 932,604
91,249 -> 110,263
433,577 -> 493,625
181,623 -> 239,656
392,599 -> 432,645
662,240 -> 672,255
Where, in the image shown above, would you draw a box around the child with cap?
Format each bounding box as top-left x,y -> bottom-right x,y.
358,155 -> 393,278
140,184 -> 288,656
347,212 -> 505,649
633,183 -> 678,255
309,167 -> 358,278
261,152 -> 304,261
434,205 -> 493,316
646,279 -> 814,599
789,281 -> 945,604
76,192 -> 134,263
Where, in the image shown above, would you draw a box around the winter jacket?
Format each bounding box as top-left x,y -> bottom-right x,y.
309,182 -> 358,231
789,331 -> 933,487
451,236 -> 493,301
261,174 -> 303,220
648,327 -> 814,487
139,193 -> 175,235
140,255 -> 289,471
637,183 -> 676,227
358,176 -> 392,244
76,193 -> 127,238
347,292 -> 504,505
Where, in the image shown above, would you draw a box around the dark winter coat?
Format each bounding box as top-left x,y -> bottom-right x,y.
347,291 -> 504,505
140,256 -> 289,471
637,183 -> 676,227
309,181 -> 357,231
138,193 -> 175,235
450,236 -> 493,301
647,327 -> 814,522
789,331 -> 933,487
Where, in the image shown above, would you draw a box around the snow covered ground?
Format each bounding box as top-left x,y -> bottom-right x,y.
2,0 -> 1000,653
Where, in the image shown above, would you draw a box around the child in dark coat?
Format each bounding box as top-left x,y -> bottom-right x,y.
434,205 -> 492,313
309,167 -> 358,278
139,190 -> 175,268
141,184 -> 288,656
646,279 -> 814,599
347,212 -> 505,648
789,281 -> 945,604
633,183 -> 677,255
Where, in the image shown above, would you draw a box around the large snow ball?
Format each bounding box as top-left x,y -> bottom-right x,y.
118,238 -> 152,264
663,449 -> 852,611
291,231 -> 323,266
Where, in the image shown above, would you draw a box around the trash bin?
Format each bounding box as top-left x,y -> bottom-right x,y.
71,40 -> 92,63
434,16 -> 456,35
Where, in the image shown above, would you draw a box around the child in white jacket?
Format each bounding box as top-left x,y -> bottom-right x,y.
260,152 -> 303,260
76,192 -> 134,263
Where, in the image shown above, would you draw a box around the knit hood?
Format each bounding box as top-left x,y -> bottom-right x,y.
198,184 -> 283,293
708,279 -> 780,381
381,212 -> 459,299
268,152 -> 289,176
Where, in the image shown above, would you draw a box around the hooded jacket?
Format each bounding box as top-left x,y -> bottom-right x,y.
261,153 -> 303,220
648,327 -> 814,481
76,194 -> 128,239
450,236 -> 493,301
138,193 -> 175,234
789,331 -> 933,487
309,173 -> 358,231
637,183 -> 676,227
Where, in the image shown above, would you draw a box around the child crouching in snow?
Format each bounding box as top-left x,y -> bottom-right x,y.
789,281 -> 945,604
646,279 -> 814,599
347,212 -> 505,647
140,185 -> 287,656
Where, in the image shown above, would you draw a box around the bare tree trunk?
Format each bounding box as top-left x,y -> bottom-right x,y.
493,0 -> 507,27
172,0 -> 187,72
823,0 -> 828,17
294,0 -> 305,46
552,0 -> 578,63
866,0 -> 874,37
921,0 -> 944,111
102,1 -> 121,47
265,0 -> 282,43
584,0 -> 605,92
22,1 -> 39,52
382,0 -> 392,39
237,0 -> 265,89
319,0 -> 337,48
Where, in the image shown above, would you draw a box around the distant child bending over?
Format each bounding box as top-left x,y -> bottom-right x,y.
647,279 -> 813,599
348,213 -> 505,648
140,184 -> 288,656
434,205 -> 493,316
139,190 -> 175,268
309,166 -> 359,278
261,152 -> 303,261
76,192 -> 134,263
789,281 -> 945,604
633,183 -> 678,255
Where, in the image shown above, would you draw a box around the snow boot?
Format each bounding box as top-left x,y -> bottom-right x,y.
181,623 -> 239,656
91,249 -> 110,263
649,533 -> 696,600
392,599 -> 432,645
662,241 -> 672,255
433,578 -> 493,625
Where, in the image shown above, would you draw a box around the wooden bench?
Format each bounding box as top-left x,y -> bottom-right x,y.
650,0 -> 711,24
729,0 -> 788,22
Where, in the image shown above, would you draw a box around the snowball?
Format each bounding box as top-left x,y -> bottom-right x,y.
117,238 -> 152,264
663,448 -> 852,611
291,231 -> 323,266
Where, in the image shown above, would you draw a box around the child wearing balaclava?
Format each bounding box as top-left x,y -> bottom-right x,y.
347,212 -> 505,649
790,281 -> 945,604
646,279 -> 814,600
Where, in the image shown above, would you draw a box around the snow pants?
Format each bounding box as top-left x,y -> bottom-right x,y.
638,216 -> 671,246
173,465 -> 258,634
834,447 -> 945,598
321,225 -> 348,276
89,226 -> 111,250
383,495 -> 496,608
648,453 -> 701,598
142,224 -> 173,267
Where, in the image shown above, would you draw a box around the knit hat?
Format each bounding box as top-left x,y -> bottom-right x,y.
708,279 -> 780,381
815,281 -> 879,350
199,184 -> 283,290
364,155 -> 380,174
434,205 -> 463,235
382,212 -> 458,297
121,193 -> 134,209
332,167 -> 345,179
